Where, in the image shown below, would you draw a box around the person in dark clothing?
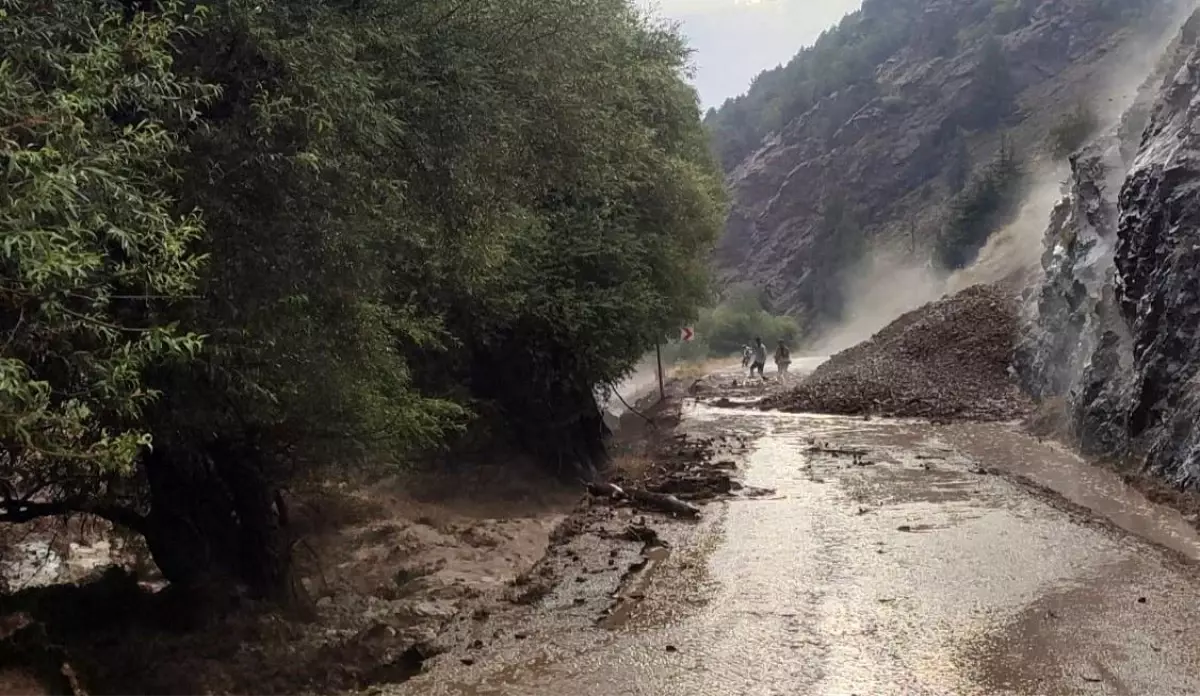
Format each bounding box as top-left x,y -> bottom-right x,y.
774,340 -> 792,382
750,337 -> 767,379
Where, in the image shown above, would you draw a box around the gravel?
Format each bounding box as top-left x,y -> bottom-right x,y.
761,284 -> 1032,421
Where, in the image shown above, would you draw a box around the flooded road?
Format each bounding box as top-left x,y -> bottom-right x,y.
385,398 -> 1200,695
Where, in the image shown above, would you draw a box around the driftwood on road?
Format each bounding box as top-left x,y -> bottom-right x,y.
587,482 -> 701,518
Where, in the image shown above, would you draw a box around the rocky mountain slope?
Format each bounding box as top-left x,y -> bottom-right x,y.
709,0 -> 1184,332
1020,7 -> 1200,487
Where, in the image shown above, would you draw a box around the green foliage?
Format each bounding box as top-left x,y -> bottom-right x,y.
0,0 -> 210,483
387,0 -> 726,471
152,0 -> 467,461
1,0 -> 724,558
668,286 -> 801,362
1048,102 -> 1100,160
937,138 -> 1024,270
133,0 -> 724,474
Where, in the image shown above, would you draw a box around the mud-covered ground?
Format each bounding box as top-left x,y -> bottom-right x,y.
0,466 -> 581,695
0,378 -> 750,696
380,374 -> 1200,696
10,343 -> 1200,695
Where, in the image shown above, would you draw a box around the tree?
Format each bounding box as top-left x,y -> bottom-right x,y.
0,0 -> 208,528
0,0 -> 726,603
1048,102 -> 1100,160
387,1 -> 726,481
946,134 -> 972,194
937,136 -> 1024,269
666,286 -> 800,361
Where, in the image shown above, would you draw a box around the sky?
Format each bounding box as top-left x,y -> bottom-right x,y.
648,0 -> 864,109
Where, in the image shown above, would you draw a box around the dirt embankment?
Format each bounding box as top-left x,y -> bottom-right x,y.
374,388 -> 760,687
497,388 -> 755,613
762,284 -> 1032,421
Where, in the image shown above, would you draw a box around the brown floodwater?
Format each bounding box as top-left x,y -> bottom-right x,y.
382,402 -> 1200,696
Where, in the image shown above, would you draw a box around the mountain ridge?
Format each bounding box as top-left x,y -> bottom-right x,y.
707,0 -> 1185,335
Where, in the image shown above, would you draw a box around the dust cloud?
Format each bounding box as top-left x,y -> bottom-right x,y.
808,251 -> 946,356
945,163 -> 1066,294
807,1 -> 1199,359
810,173 -> 1066,358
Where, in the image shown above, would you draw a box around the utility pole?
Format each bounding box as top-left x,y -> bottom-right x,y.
656,341 -> 665,401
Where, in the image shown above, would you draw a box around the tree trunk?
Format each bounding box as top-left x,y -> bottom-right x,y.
140,434 -> 297,608
470,346 -> 612,482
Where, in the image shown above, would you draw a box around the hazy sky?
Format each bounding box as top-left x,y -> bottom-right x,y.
650,0 -> 864,109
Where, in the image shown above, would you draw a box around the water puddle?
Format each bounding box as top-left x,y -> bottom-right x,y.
600,546 -> 670,630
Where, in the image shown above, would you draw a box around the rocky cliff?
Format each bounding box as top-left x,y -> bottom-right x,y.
711,0 -> 1181,332
1020,8 -> 1200,486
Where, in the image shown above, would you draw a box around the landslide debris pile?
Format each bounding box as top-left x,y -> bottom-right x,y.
763,284 -> 1031,420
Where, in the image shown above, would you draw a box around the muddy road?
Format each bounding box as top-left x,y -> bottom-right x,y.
380,367 -> 1200,696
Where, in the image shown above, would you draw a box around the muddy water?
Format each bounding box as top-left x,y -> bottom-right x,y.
1,537 -> 124,591
388,405 -> 1200,695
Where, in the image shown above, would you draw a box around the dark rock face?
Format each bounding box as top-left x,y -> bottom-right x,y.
1021,10 -> 1200,486
715,0 -> 1172,327
1016,143 -> 1120,404
1118,10 -> 1200,166
1112,44 -> 1200,484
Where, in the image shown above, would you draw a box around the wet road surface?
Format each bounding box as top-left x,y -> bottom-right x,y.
384,396 -> 1200,695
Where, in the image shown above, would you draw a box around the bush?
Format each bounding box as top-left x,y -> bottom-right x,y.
665,286 -> 802,363
1048,102 -> 1100,160
937,138 -> 1024,269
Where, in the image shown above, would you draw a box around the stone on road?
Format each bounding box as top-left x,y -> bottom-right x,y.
386,403 -> 1200,695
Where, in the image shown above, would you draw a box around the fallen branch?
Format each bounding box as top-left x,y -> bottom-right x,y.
0,499 -> 148,534
804,446 -> 868,457
587,482 -> 700,518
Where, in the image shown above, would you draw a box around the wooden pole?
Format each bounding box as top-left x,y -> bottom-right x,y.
656,341 -> 665,400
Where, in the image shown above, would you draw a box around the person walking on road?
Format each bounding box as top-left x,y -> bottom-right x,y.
774,340 -> 792,382
741,345 -> 753,371
750,337 -> 767,379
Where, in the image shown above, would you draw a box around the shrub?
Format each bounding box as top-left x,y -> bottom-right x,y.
1048,102 -> 1100,160
666,286 -> 802,362
937,138 -> 1025,269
